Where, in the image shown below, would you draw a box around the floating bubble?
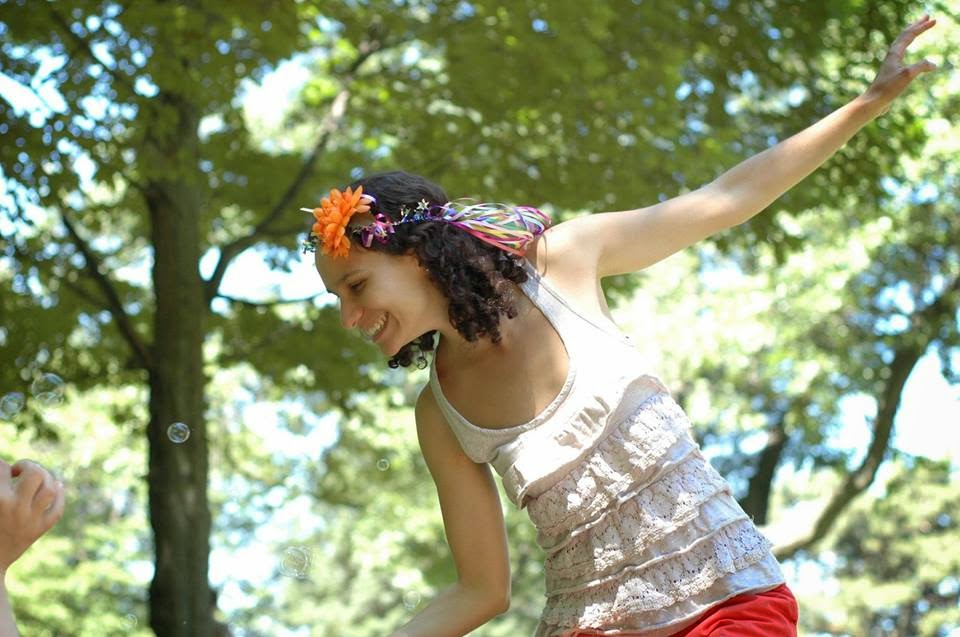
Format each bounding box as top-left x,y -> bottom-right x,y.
30,373 -> 65,407
30,373 -> 64,395
377,458 -> 390,471
279,546 -> 311,579
167,422 -> 190,443
34,391 -> 64,408
0,392 -> 25,419
122,614 -> 138,629
402,590 -> 422,609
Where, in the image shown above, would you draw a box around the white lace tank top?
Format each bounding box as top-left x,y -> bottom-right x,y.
428,259 -> 785,636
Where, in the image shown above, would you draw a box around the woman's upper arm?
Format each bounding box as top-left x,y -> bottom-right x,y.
529,186 -> 734,279
415,386 -> 511,610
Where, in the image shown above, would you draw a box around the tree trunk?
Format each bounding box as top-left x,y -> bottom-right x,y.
742,417 -> 788,525
145,96 -> 213,636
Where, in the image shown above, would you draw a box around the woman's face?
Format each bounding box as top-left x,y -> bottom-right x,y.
314,236 -> 444,357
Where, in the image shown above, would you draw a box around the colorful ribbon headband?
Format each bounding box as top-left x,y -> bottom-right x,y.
301,186 -> 551,259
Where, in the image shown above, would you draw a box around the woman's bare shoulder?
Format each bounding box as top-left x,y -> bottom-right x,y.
523,220 -> 614,324
524,218 -> 599,286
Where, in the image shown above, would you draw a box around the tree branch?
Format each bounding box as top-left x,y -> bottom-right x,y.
203,34 -> 397,305
214,292 -> 324,308
773,344 -> 920,559
742,408 -> 791,525
60,276 -> 111,310
774,274 -> 960,559
253,224 -> 311,238
215,319 -> 301,365
58,204 -> 154,371
0,71 -> 63,116
46,4 -> 138,95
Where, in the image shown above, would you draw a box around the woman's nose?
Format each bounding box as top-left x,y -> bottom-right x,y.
339,299 -> 362,330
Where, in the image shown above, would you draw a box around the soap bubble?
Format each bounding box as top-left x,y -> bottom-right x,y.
279,546 -> 311,579
0,392 -> 25,419
122,614 -> 138,628
402,590 -> 422,609
30,373 -> 65,407
377,458 -> 390,471
167,422 -> 190,443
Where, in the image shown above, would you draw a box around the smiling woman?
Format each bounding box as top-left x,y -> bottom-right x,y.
298,167 -> 794,637
296,15 -> 940,631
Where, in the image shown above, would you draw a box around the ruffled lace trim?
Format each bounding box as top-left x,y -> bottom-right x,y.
544,470 -> 735,595
534,555 -> 786,637
538,521 -> 774,628
501,376 -> 671,509
527,392 -> 699,552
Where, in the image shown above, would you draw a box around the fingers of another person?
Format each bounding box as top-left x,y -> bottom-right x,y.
32,468 -> 58,512
10,460 -> 63,520
12,460 -> 45,508
42,480 -> 66,529
0,459 -> 66,571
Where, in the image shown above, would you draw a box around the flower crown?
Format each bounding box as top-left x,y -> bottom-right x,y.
300,185 -> 551,259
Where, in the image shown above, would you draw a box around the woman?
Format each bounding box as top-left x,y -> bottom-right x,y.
306,16 -> 937,637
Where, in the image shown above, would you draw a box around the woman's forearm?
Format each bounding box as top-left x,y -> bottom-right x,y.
388,583 -> 507,637
0,577 -> 20,637
707,91 -> 888,225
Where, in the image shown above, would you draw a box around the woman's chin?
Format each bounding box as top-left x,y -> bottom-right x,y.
378,332 -> 398,356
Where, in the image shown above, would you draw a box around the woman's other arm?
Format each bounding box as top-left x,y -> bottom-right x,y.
389,583 -> 509,637
386,388 -> 510,637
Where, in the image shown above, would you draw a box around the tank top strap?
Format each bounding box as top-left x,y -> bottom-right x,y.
517,258 -> 633,347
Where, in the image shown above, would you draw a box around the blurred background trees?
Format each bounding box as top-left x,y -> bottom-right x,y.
1,0 -> 957,635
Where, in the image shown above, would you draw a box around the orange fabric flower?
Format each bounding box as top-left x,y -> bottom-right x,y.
310,186 -> 372,259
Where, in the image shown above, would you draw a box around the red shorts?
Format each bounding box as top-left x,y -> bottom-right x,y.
669,584 -> 798,636
569,583 -> 799,636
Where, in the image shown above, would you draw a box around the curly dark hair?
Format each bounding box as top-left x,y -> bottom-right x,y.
312,170 -> 533,370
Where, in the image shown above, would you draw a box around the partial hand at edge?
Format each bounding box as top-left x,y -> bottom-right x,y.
863,14 -> 938,109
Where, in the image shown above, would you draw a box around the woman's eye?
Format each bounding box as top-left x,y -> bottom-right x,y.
350,282 -> 364,293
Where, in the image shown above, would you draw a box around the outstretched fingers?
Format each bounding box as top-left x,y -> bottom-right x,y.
890,15 -> 936,61
907,58 -> 939,78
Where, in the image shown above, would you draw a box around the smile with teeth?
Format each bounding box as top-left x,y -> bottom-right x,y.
362,314 -> 388,341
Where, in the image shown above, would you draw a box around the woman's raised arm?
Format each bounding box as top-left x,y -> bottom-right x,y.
547,15 -> 939,279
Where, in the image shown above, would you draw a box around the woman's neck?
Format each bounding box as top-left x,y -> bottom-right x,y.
436,283 -> 530,367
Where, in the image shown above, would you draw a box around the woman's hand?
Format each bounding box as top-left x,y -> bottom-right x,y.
864,15 -> 938,107
0,459 -> 66,579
